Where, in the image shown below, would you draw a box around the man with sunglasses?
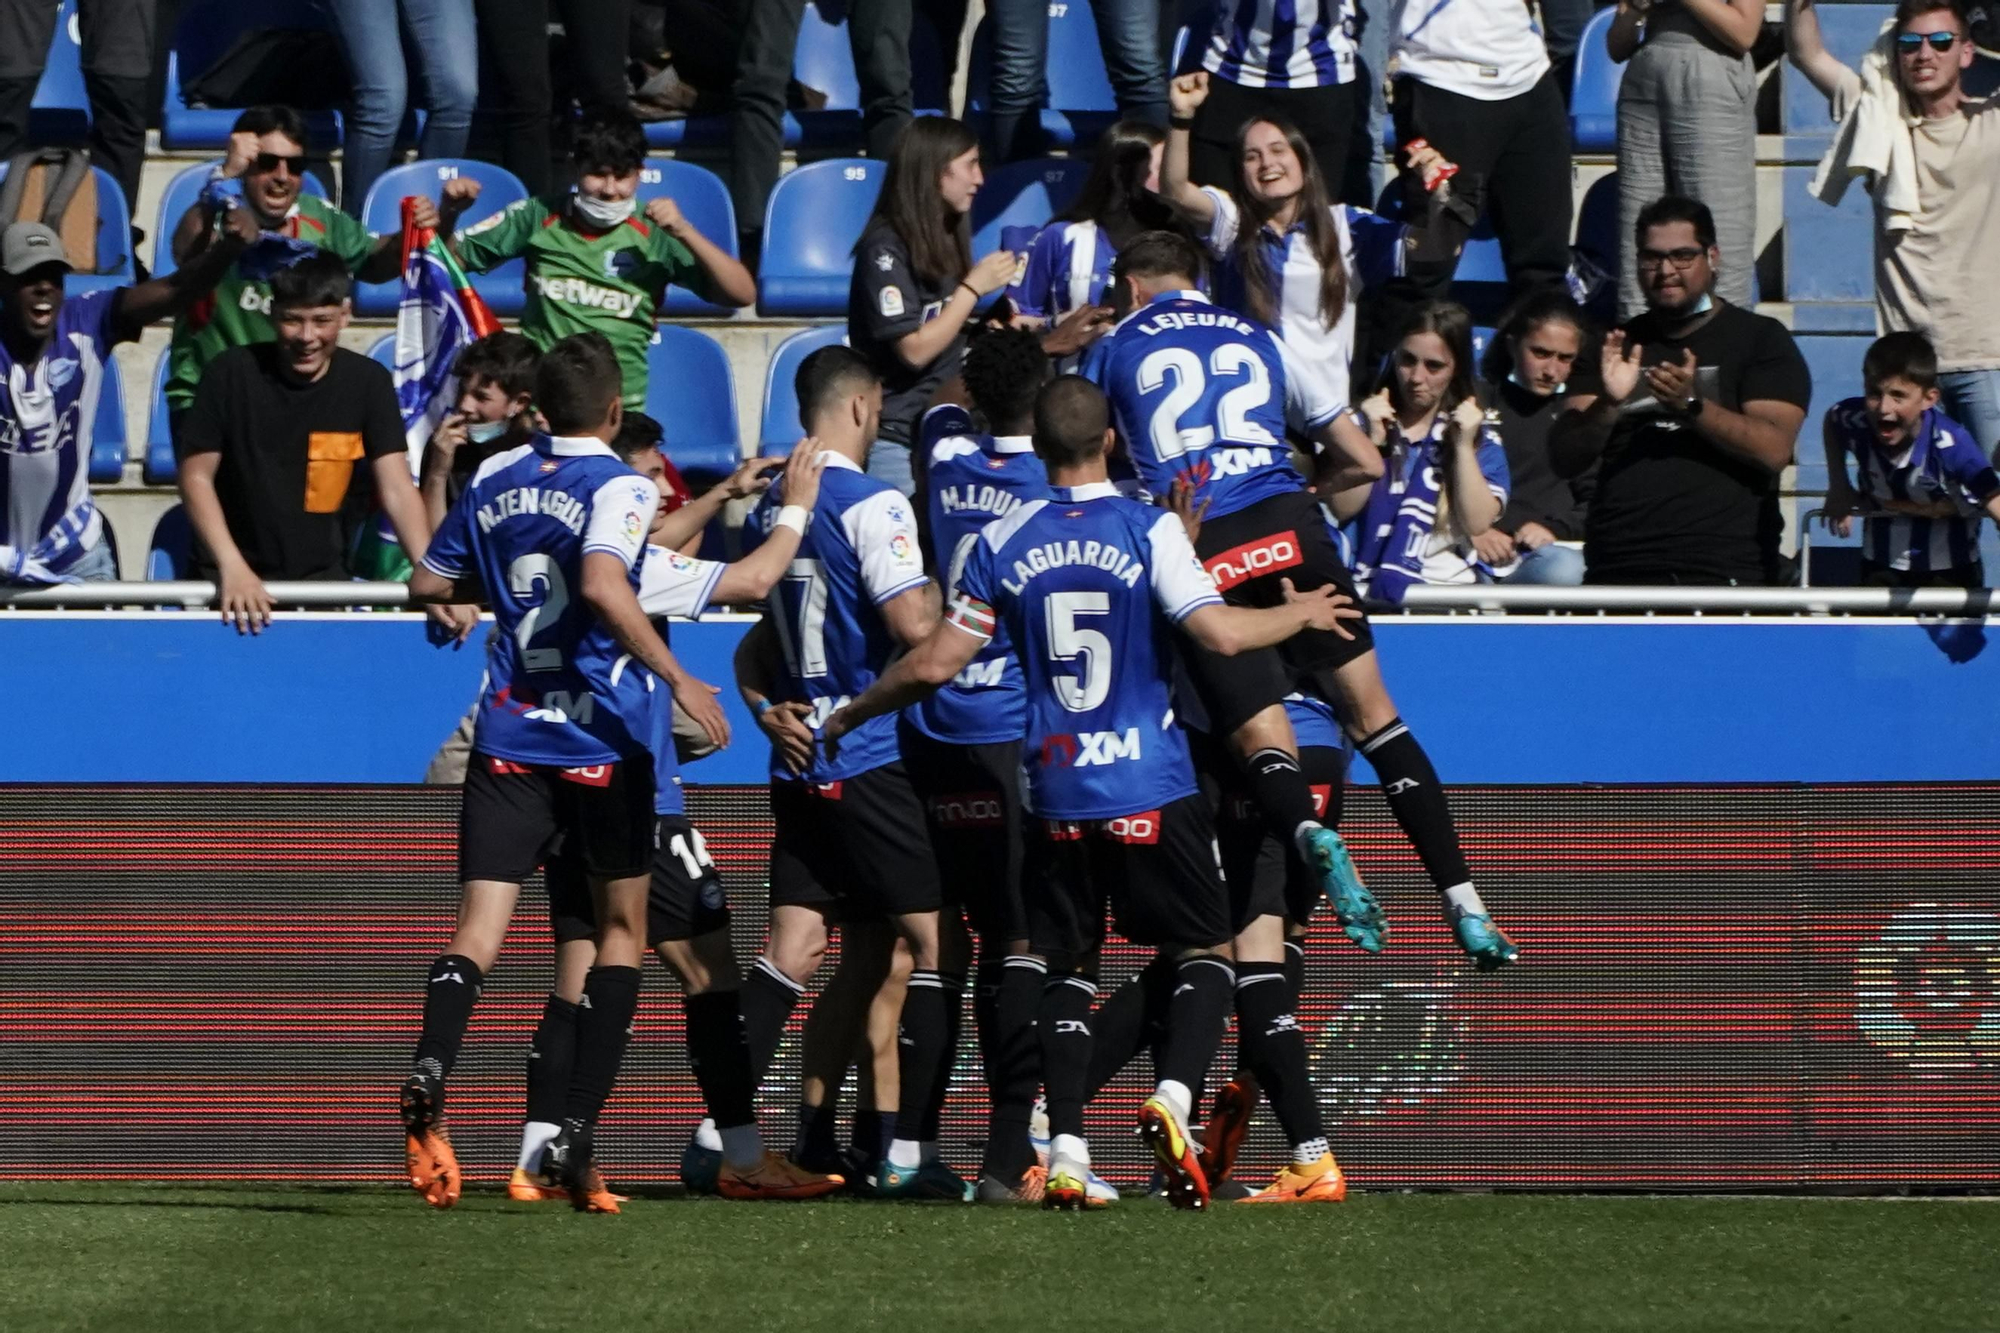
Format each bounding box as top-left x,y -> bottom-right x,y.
1550,195 -> 1810,586
162,104 -> 405,442
1789,0 -> 2000,459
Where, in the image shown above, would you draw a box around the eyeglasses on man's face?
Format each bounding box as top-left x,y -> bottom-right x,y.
1896,31 -> 1959,53
1637,247 -> 1707,271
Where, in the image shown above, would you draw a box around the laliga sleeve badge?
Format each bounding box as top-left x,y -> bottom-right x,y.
880,286 -> 905,317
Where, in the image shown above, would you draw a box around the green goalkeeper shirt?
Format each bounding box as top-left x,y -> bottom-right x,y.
456,196 -> 703,409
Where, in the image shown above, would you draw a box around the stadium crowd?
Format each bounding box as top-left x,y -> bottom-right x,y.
0,0 -> 1997,1205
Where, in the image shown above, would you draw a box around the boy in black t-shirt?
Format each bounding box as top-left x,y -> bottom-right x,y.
177,253 -> 434,632
1551,196 -> 1810,586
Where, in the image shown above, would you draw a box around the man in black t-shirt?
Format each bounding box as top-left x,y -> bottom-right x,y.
1552,196 -> 1810,585
177,252 -> 434,633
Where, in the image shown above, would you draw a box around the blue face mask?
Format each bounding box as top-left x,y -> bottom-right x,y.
466,418 -> 510,445
1687,293 -> 1714,315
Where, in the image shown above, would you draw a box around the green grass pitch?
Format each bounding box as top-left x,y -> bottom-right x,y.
1,1185 -> 1994,1331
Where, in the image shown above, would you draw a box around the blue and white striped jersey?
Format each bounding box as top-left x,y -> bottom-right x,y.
1200,189 -> 1405,409
949,483 -> 1222,821
1086,289 -> 1338,522
422,434 -> 660,767
911,408 -> 1050,747
1203,0 -> 1357,89
744,451 -> 931,782
1008,219 -> 1117,325
1828,398 -> 2000,573
0,288 -> 115,575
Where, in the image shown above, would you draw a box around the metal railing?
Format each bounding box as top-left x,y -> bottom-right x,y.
2,581 -> 1993,617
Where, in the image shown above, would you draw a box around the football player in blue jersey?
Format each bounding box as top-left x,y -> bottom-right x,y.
400,332 -> 731,1212
1093,231 -> 1518,971
513,431 -> 844,1205
730,345 -> 974,1200
908,327 -> 1071,1202
824,375 -> 1363,1210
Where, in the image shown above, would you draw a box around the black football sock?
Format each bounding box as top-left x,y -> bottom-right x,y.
1245,746 -> 1324,846
796,1100 -> 841,1165
890,970 -> 950,1145
742,955 -> 805,1085
412,954 -> 483,1079
1358,718 -> 1472,892
972,952 -> 1003,1092
1037,973 -> 1097,1142
1282,939 -> 1306,996
684,990 -> 756,1132
917,970 -> 967,1142
1234,963 -> 1325,1157
850,1107 -> 887,1167
562,965 -> 642,1128
1157,956 -> 1235,1099
1086,953 -> 1176,1097
980,954 -> 1045,1180
524,994 -> 578,1128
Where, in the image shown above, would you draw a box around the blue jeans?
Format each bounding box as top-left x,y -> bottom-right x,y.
1939,369 -> 2000,463
69,537 -> 119,582
982,0 -> 1168,161
329,0 -> 478,215
1499,543 -> 1586,586
867,439 -> 917,497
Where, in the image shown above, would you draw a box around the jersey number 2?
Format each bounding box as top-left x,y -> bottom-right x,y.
1137,345 -> 1279,461
508,554 -> 569,672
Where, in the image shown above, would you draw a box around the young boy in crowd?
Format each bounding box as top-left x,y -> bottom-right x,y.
1824,331 -> 2000,588
415,107 -> 755,411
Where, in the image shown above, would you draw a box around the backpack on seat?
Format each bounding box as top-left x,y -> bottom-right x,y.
0,147 -> 101,274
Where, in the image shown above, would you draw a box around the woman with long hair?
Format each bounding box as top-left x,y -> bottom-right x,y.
1161,71 -> 1465,408
1473,290 -> 1593,585
1344,301 -> 1509,603
1005,119 -> 1178,331
848,117 -> 1019,496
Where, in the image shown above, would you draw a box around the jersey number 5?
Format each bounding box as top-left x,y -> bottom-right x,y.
1137,345 -> 1280,461
1046,591 -> 1111,712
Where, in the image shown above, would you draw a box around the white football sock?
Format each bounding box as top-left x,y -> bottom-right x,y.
888,1137 -> 923,1170
694,1117 -> 723,1152
518,1121 -> 561,1173
1154,1079 -> 1194,1127
1443,882 -> 1487,918
1294,1136 -> 1330,1166
1051,1134 -> 1090,1169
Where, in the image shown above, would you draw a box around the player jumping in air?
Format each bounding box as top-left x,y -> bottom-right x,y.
825,375 -> 1363,1210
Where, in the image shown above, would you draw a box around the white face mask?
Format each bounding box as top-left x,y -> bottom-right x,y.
572,190 -> 635,229
465,418 -> 511,445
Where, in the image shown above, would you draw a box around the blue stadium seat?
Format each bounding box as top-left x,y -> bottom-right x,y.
365,333 -> 397,372
149,160 -> 331,278
144,353 -> 176,485
972,157 -> 1090,259
147,504 -> 193,581
636,159 -> 739,315
1793,333 -> 1871,495
1782,165 -> 1873,304
757,159 -> 883,316
28,0 -> 89,145
354,159 -> 531,318
1575,171 -> 1619,271
1782,5 -> 1891,140
89,355 -> 127,483
162,0 -> 342,151
0,162 -> 134,294
967,0 -> 1121,147
645,327 -> 742,486
760,325 -> 848,454
1569,6 -> 1626,154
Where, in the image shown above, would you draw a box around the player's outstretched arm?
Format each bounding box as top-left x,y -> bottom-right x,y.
582,551 -> 731,749
1181,579 -> 1363,656
712,443 -> 824,605
822,620 -> 984,756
